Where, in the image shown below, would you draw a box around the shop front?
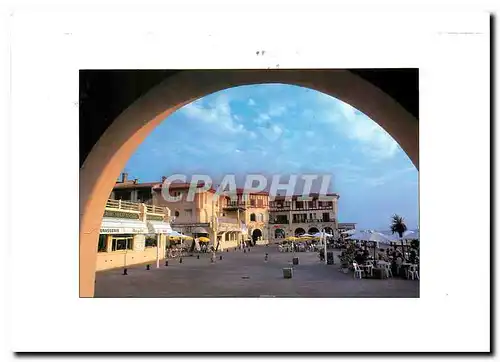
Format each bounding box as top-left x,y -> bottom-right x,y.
96,217 -> 150,271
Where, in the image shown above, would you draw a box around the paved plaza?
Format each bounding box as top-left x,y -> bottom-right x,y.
94,246 -> 419,298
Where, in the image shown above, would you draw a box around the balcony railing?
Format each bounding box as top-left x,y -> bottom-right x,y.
145,204 -> 165,215
106,199 -> 140,212
291,219 -> 335,224
269,205 -> 334,212
269,219 -> 290,224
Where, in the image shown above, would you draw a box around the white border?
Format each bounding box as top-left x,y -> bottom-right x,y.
7,6 -> 491,354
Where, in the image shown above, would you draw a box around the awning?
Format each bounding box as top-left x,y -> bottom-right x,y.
100,217 -> 148,234
192,226 -> 209,234
147,221 -> 173,234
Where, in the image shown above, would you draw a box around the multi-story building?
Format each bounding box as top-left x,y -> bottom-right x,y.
110,174 -> 270,249
97,198 -> 172,271
110,174 -> 345,247
267,193 -> 340,241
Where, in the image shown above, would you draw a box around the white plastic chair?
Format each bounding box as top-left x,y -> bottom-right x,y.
353,262 -> 365,279
408,265 -> 419,280
382,263 -> 393,278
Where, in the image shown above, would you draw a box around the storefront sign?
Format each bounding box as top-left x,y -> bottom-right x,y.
100,228 -> 120,234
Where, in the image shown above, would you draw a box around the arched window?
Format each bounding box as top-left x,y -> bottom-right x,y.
250,213 -> 256,222
174,210 -> 180,217
259,213 -> 264,222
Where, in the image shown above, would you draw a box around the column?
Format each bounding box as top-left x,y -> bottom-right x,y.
106,234 -> 113,253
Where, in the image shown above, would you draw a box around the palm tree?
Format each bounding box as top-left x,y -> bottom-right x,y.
390,214 -> 408,260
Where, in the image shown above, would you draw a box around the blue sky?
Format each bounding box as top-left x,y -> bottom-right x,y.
124,84 -> 419,230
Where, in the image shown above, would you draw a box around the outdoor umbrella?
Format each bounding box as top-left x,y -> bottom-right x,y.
348,231 -> 391,259
198,237 -> 210,243
341,229 -> 357,236
403,230 -> 420,240
313,231 -> 333,238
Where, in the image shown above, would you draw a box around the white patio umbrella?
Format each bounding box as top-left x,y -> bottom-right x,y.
341,229 -> 357,236
167,231 -> 191,256
348,230 -> 392,259
403,230 -> 420,240
346,230 -> 371,241
313,231 -> 333,238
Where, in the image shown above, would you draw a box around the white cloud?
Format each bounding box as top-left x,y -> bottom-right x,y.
364,167 -> 416,187
268,104 -> 287,117
248,98 -> 256,106
316,96 -> 400,160
306,130 -> 314,138
180,95 -> 247,135
258,124 -> 283,142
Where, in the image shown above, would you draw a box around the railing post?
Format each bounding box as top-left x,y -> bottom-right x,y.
118,199 -> 122,209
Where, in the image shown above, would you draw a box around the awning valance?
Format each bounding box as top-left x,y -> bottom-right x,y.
147,221 -> 173,234
100,217 -> 148,234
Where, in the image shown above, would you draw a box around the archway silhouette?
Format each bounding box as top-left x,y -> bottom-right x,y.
308,227 -> 320,234
295,228 -> 306,236
80,70 -> 418,297
252,229 -> 262,245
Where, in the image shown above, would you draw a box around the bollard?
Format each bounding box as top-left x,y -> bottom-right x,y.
179,258 -> 183,264
197,255 -> 200,259
220,255 -> 223,260
165,260 -> 169,266
283,267 -> 293,279
235,248 -> 237,251
210,257 -> 214,263
243,249 -> 246,253
264,253 -> 268,262
293,257 -> 299,265
123,268 -> 128,275
146,264 -> 150,270
227,249 -> 229,253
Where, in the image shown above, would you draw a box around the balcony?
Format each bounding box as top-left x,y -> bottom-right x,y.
218,216 -> 240,225
269,205 -> 334,212
291,218 -> 335,224
104,199 -> 168,221
106,199 -> 141,212
223,201 -> 247,211
269,219 -> 290,224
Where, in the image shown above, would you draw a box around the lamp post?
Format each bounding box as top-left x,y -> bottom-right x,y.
323,229 -> 328,265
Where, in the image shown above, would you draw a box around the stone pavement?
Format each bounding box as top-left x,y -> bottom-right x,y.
94,246 -> 419,298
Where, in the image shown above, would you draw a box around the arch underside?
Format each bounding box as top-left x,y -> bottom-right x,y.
79,70 -> 419,297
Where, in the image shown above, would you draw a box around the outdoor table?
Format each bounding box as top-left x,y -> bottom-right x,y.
371,267 -> 385,279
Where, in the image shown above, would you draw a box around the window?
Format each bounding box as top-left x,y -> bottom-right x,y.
296,201 -> 304,209
323,212 -> 330,222
250,199 -> 256,207
258,213 -> 264,222
185,209 -> 193,218
145,235 -> 158,248
276,215 -> 288,223
114,190 -> 131,201
308,201 -> 314,209
97,234 -> 107,252
137,189 -> 152,203
111,236 -> 134,251
250,213 -> 256,222
257,199 -> 263,207
174,210 -> 180,217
